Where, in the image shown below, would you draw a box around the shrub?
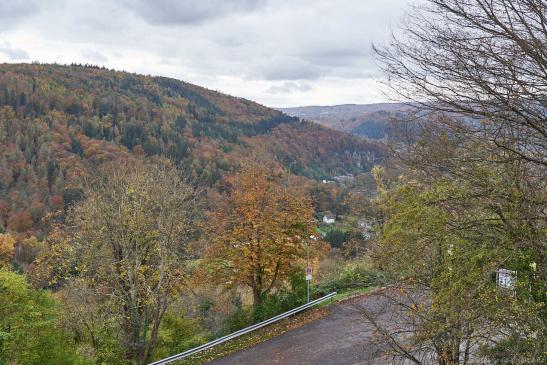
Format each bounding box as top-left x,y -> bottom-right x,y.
253,268 -> 308,322
324,229 -> 347,248
314,260 -> 391,296
0,269 -> 90,365
223,296 -> 253,334
222,268 -> 310,332
153,314 -> 206,361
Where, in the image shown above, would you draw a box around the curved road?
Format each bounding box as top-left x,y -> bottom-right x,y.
208,293 -> 391,365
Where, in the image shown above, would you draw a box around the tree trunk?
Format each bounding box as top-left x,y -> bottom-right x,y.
252,286 -> 261,308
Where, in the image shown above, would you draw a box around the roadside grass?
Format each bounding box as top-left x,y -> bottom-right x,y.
332,286 -> 377,302
173,285 -> 377,365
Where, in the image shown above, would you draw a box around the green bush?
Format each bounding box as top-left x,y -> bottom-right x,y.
223,296 -> 253,334
324,229 -> 347,248
90,326 -> 127,365
222,268 -> 310,332
314,262 -> 390,296
480,334 -> 546,365
153,313 -> 206,361
253,268 -> 308,322
0,269 -> 91,365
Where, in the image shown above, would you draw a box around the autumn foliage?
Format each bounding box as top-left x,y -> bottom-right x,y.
0,63 -> 381,242
206,163 -> 316,307
0,233 -> 15,266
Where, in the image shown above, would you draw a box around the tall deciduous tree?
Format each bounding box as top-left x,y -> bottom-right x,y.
69,158 -> 200,365
0,233 -> 15,267
206,163 -> 315,308
367,170 -> 544,363
365,139 -> 545,364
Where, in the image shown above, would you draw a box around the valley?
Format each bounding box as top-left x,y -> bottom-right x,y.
1,1 -> 544,364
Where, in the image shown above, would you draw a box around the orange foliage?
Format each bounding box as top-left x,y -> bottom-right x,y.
7,211 -> 33,233
50,195 -> 63,209
206,162 -> 317,307
0,233 -> 15,266
0,63 -> 383,240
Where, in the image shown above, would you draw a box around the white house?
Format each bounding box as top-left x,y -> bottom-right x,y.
323,214 -> 336,224
358,220 -> 373,239
357,220 -> 371,229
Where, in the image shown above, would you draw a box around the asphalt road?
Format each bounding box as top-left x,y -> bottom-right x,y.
207,293 -> 392,365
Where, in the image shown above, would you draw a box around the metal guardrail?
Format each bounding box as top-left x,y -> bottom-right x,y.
148,292 -> 337,365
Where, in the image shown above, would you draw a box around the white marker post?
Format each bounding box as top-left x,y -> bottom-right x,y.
306,235 -> 316,303
306,265 -> 312,303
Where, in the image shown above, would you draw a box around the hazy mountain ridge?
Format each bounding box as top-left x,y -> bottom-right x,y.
281,103 -> 411,139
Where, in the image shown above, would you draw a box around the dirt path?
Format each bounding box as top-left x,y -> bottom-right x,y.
207,293 -> 391,365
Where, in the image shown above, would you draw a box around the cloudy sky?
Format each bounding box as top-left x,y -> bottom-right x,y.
0,0 -> 413,107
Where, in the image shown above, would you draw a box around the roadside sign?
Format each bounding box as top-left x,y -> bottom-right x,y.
497,269 -> 516,290
306,266 -> 312,281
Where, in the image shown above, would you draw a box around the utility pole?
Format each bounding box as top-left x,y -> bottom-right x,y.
306,241 -> 310,303
306,235 -> 316,303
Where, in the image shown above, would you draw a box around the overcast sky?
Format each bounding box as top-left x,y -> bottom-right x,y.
0,0 -> 413,107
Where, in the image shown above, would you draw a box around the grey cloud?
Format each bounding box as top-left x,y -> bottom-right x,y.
82,50 -> 108,63
1,0 -> 413,106
251,56 -> 324,81
266,81 -> 311,94
301,48 -> 367,67
0,41 -> 28,60
211,35 -> 244,48
0,0 -> 41,30
125,0 -> 267,25
249,49 -> 372,81
0,0 -> 63,32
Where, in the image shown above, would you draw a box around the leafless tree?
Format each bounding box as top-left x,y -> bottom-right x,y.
367,1 -> 546,364
375,0 -> 546,167
69,158 -> 201,365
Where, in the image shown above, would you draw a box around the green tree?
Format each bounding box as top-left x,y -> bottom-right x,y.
372,0 -> 546,362
366,160 -> 545,364
0,269 -> 88,365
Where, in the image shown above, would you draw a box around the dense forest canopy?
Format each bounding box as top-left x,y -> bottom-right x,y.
0,63 -> 384,240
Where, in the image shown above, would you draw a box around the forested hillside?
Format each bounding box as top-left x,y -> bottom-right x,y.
0,63 -> 383,237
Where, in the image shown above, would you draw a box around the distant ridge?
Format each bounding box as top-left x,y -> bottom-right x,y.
280,103 -> 411,139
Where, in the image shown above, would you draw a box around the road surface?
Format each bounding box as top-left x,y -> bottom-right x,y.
208,293 -> 392,365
